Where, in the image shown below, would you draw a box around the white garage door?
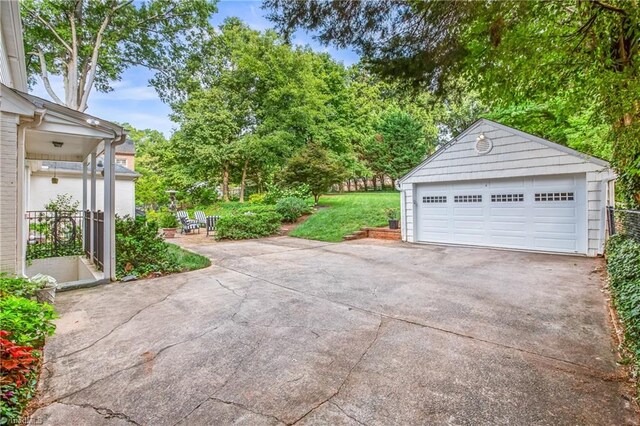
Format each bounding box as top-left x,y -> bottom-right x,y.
415,175 -> 587,254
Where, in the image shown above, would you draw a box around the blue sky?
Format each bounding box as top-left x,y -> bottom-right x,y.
30,0 -> 359,138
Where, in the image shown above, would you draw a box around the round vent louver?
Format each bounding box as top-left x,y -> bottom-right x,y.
475,133 -> 493,154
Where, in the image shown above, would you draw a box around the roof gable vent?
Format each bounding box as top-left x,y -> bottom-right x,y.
475,133 -> 493,155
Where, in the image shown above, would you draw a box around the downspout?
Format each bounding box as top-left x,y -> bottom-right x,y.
17,109 -> 47,277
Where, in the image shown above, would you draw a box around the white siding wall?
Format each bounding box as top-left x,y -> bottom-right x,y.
0,111 -> 18,273
401,120 -> 612,255
28,173 -> 136,217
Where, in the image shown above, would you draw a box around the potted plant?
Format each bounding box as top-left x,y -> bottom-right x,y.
385,208 -> 400,230
30,273 -> 58,304
158,213 -> 179,238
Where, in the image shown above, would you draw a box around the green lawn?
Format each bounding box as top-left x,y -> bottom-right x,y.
290,192 -> 400,242
166,243 -> 211,271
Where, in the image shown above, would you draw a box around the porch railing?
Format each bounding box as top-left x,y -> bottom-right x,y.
83,210 -> 104,271
26,210 -> 84,260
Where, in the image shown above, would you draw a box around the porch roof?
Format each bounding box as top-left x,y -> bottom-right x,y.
1,84 -> 126,161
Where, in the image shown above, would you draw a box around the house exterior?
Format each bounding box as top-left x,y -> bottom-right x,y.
115,138 -> 136,170
398,119 -> 615,257
28,160 -> 138,217
0,0 -> 126,282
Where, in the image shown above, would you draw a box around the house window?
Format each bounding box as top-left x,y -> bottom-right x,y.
491,194 -> 524,202
116,158 -> 127,167
423,196 -> 447,203
454,195 -> 482,203
534,192 -> 574,202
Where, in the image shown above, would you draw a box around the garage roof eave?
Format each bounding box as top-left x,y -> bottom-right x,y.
399,118 -> 611,185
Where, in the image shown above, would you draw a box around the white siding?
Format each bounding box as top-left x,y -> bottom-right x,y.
401,120 -> 613,256
0,111 -> 18,273
28,173 -> 136,217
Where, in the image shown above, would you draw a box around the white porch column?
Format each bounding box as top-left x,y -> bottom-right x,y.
103,139 -> 116,280
82,159 -> 88,212
89,150 -> 97,262
16,126 -> 26,276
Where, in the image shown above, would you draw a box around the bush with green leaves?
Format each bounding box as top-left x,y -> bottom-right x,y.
248,193 -> 267,204
216,211 -> 283,240
275,197 -> 311,222
263,183 -> 312,204
606,235 -> 640,370
0,296 -> 56,347
115,216 -> 180,278
157,212 -> 179,228
0,275 -> 40,299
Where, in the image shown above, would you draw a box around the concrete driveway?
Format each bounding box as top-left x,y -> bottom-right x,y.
30,237 -> 637,425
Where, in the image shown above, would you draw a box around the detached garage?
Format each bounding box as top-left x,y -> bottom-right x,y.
399,119 -> 615,256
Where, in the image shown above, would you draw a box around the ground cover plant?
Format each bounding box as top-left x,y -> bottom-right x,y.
606,235 -> 640,377
0,275 -> 57,424
290,192 -> 400,242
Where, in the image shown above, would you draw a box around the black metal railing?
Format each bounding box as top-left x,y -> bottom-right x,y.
26,210 -> 84,260
83,210 -> 104,271
607,207 -> 640,243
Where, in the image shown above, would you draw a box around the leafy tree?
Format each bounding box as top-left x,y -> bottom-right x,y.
265,1 -> 640,205
22,0 -> 217,111
281,142 -> 346,204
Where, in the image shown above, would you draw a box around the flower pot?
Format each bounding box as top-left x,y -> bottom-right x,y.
388,219 -> 399,230
36,287 -> 56,305
163,228 -> 177,238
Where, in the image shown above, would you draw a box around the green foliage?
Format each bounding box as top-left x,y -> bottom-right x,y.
384,208 -> 399,220
281,143 -> 346,204
22,0 -> 217,110
165,244 -> 211,272
248,193 -> 267,204
1,371 -> 38,426
290,193 -> 400,241
44,193 -> 79,213
275,197 -> 311,222
0,297 -> 56,347
606,235 -> 640,372
0,275 -> 39,299
263,183 -> 312,204
216,212 -> 283,240
115,216 -> 180,278
157,213 -> 179,229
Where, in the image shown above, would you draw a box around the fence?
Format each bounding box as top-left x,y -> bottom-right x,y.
26,210 -> 84,260
607,207 -> 640,243
84,210 -> 104,271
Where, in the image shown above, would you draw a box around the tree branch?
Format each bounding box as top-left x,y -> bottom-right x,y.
591,0 -> 627,14
25,9 -> 73,53
31,50 -> 64,105
78,0 -> 133,111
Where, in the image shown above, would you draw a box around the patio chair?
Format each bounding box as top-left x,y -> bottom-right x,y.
194,211 -> 207,226
205,215 -> 220,236
176,211 -> 200,234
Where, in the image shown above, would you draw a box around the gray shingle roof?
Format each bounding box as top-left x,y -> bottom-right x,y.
116,139 -> 135,154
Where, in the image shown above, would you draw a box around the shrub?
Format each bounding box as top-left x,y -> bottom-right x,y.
158,213 -> 179,229
115,216 -> 180,278
263,183 -> 312,204
275,197 -> 310,222
0,275 -> 39,299
384,208 -> 399,220
0,331 -> 40,425
248,193 -> 267,204
0,297 -> 56,347
606,235 -> 640,370
216,212 -> 283,240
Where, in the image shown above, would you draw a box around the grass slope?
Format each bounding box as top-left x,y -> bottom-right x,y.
166,243 -> 211,271
290,192 -> 400,242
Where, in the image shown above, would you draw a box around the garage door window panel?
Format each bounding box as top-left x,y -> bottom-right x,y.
535,192 -> 574,201
454,195 -> 482,203
491,194 -> 524,202
423,196 -> 447,203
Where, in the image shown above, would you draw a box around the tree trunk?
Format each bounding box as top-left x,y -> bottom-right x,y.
347,179 -> 351,192
222,164 -> 230,202
372,176 -> 377,191
391,178 -> 396,190
362,178 -> 368,192
239,159 -> 249,203
314,193 -> 320,205
380,175 -> 385,190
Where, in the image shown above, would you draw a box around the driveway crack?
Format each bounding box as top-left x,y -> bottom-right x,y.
54,401 -> 141,425
290,317 -> 384,425
50,279 -> 190,362
330,401 -> 368,426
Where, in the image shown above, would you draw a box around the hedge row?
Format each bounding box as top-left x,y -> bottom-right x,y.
606,235 -> 640,370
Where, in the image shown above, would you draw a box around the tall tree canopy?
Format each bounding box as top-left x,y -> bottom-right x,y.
22,0 -> 217,111
265,0 -> 640,205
